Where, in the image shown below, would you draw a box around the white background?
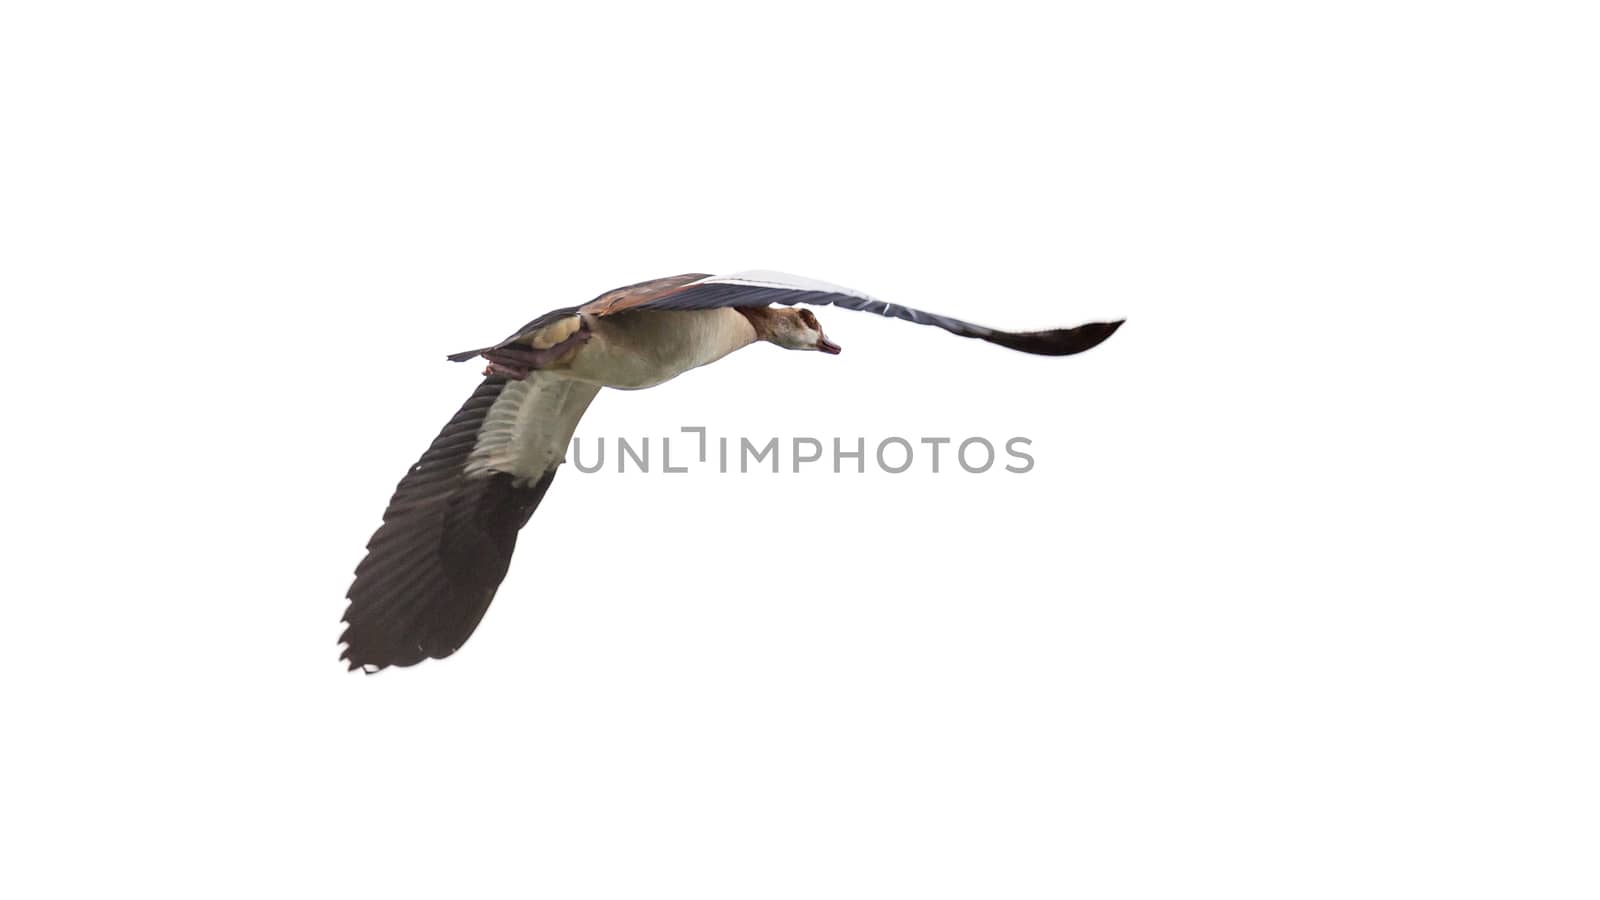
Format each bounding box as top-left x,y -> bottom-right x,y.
2,2 -> 1596,897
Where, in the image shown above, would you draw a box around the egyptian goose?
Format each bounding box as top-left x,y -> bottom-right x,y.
341,271 -> 1122,670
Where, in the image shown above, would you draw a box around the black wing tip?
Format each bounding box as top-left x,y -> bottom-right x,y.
337,644 -> 434,673
338,614 -> 462,673
446,348 -> 484,363
337,618 -> 399,673
339,645 -> 387,674
987,319 -> 1125,356
338,470 -> 561,675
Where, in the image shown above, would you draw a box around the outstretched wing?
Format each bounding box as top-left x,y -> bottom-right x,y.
582,270 -> 1124,356
341,373 -> 599,671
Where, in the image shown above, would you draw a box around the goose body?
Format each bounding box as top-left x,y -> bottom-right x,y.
342,270 -> 1123,671
564,308 -> 758,389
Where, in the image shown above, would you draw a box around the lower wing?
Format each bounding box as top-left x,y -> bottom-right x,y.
340,373 -> 599,671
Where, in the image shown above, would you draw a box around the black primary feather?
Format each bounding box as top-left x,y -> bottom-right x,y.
340,377 -> 559,671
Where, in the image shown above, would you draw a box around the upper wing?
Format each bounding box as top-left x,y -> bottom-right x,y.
340,372 -> 599,671
585,270 -> 1124,356
445,273 -> 711,363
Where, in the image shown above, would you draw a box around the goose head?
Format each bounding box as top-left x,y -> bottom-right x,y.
763,307 -> 841,354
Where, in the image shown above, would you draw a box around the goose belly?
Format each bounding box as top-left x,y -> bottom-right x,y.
567,308 -> 756,389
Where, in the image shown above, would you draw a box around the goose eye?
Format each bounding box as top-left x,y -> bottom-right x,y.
799,310 -> 818,328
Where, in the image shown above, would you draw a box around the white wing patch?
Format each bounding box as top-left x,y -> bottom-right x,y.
694,270 -> 878,301
465,375 -> 600,482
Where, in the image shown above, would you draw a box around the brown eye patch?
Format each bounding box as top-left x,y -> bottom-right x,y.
799,309 -> 819,328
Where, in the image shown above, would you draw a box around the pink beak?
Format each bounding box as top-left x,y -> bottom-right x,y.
817,336 -> 842,355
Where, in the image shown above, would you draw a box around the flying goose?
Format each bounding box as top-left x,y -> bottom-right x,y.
341,270 -> 1123,671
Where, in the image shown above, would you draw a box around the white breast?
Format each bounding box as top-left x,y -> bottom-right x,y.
566,308 -> 757,390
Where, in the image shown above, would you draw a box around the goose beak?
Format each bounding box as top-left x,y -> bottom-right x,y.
816,336 -> 841,355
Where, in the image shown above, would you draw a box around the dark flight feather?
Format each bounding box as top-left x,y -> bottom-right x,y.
340,377 -> 560,671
